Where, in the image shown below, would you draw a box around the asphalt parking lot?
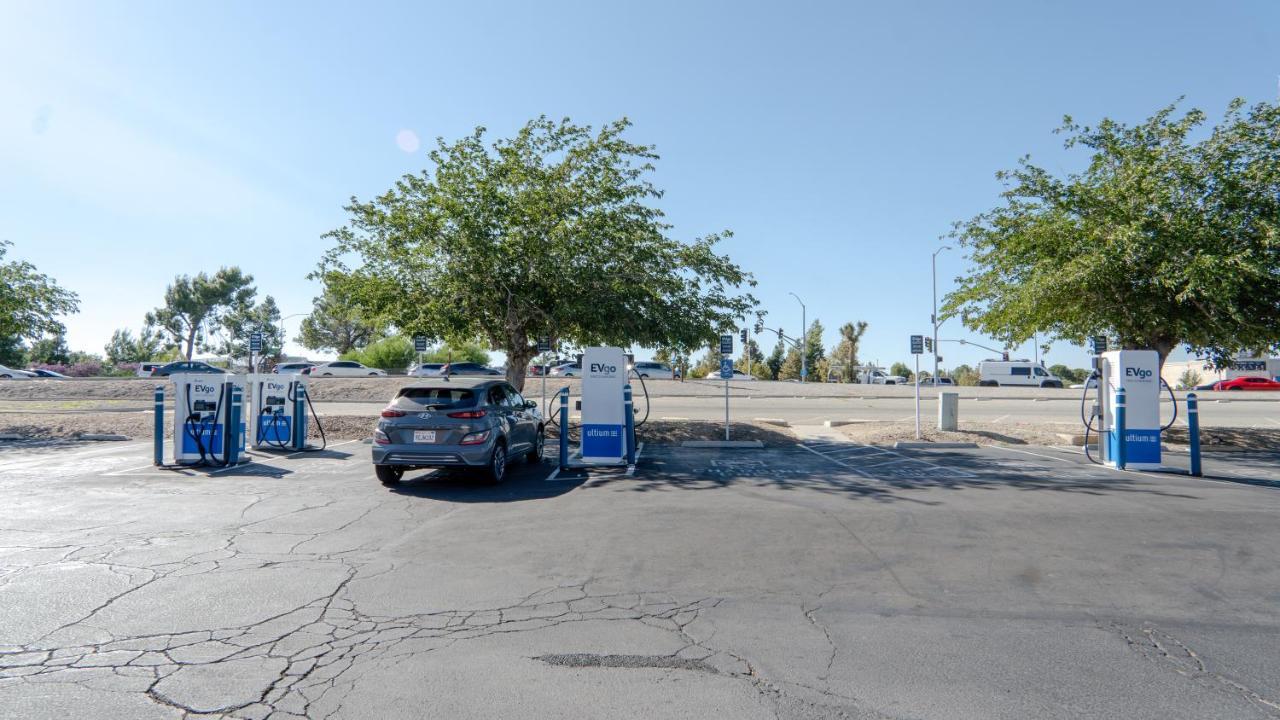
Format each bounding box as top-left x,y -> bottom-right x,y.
3,437 -> 1280,719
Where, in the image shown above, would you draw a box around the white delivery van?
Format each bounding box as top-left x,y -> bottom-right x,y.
977,360 -> 1063,388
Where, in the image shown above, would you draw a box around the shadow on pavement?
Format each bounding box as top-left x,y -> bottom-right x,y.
386,459 -> 582,503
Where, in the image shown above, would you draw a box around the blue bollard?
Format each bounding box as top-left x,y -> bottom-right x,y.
558,388 -> 569,471
624,384 -> 636,466
1187,393 -> 1201,477
294,383 -> 308,450
153,385 -> 165,465
1115,387 -> 1127,471
227,386 -> 242,465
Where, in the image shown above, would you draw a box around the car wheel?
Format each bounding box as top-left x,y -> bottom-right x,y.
483,442 -> 507,484
0,374 -> 9,379
1229,387 -> 1243,391
322,373 -> 333,377
979,380 -> 997,387
375,465 -> 403,485
527,428 -> 545,464
368,372 -> 378,376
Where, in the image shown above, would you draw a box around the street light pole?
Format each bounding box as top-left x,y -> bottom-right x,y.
932,246 -> 951,386
789,292 -> 806,382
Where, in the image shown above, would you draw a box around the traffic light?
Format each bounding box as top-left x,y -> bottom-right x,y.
740,328 -> 747,345
924,337 -> 933,353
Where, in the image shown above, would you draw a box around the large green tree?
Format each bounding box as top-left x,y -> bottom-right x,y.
0,241 -> 79,366
146,267 -> 256,360
831,321 -> 868,382
316,116 -> 758,390
296,284 -> 386,355
943,99 -> 1280,368
216,295 -> 284,364
104,327 -> 167,364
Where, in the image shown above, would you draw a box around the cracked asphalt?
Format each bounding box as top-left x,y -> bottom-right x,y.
2,437 -> 1280,719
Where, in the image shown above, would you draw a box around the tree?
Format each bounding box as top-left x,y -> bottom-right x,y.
296,284 -> 386,354
104,327 -> 167,365
831,321 -> 868,382
421,341 -> 491,365
26,332 -> 70,365
341,336 -> 418,371
146,268 -> 255,360
951,364 -> 980,386
1177,368 -> 1203,389
690,347 -> 721,379
890,361 -> 913,382
0,241 -> 79,366
943,99 -> 1280,370
216,295 -> 284,364
765,339 -> 785,381
781,320 -> 827,381
316,117 -> 757,391
734,338 -> 764,375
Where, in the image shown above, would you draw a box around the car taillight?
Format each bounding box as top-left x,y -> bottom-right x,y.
447,410 -> 486,419
380,408 -> 406,418
373,429 -> 391,445
460,429 -> 490,445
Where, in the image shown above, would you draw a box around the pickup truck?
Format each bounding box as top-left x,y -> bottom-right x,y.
858,368 -> 906,385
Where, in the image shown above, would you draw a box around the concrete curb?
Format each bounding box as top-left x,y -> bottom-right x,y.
893,441 -> 980,449
822,420 -> 856,428
0,433 -> 25,441
681,440 -> 764,449
753,418 -> 790,427
76,433 -> 131,441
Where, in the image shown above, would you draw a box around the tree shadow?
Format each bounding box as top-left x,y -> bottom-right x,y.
386,459 -> 583,503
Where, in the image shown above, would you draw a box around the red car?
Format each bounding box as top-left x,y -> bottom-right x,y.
1212,376 -> 1280,391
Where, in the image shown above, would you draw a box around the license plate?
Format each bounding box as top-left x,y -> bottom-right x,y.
413,430 -> 436,443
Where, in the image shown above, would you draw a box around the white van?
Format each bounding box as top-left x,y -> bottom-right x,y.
977,360 -> 1063,388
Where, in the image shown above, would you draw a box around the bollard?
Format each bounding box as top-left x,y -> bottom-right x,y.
1187,393 -> 1202,477
1115,387 -> 1127,470
624,384 -> 636,466
153,385 -> 165,465
558,388 -> 569,471
227,385 -> 242,466
293,384 -> 308,450
938,391 -> 959,432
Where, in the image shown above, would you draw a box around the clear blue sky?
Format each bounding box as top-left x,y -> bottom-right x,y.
2,1 -> 1276,370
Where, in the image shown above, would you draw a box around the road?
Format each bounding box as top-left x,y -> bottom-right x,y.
314,392 -> 1280,429
2,435 -> 1279,718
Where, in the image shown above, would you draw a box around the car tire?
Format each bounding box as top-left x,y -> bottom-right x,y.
482,442 -> 507,484
979,380 -> 998,387
322,373 -> 333,377
1042,381 -> 1063,389
368,372 -> 378,376
376,465 -> 403,485
1229,387 -> 1243,391
0,374 -> 9,379
527,428 -> 545,464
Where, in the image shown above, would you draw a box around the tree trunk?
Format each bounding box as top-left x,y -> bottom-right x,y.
505,345 -> 534,392
185,326 -> 197,361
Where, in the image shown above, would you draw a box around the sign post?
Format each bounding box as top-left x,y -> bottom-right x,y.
249,332 -> 263,374
719,333 -> 733,440
537,337 -> 551,411
413,335 -> 427,375
910,335 -> 924,439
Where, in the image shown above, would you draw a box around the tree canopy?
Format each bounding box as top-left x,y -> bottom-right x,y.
316,116 -> 758,389
146,267 -> 255,360
0,241 -> 79,366
943,98 -> 1280,367
296,284 -> 386,355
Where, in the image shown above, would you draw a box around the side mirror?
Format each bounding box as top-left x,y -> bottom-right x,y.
524,400 -> 538,409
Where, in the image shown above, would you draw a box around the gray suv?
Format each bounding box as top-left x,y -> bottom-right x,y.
371,378 -> 544,484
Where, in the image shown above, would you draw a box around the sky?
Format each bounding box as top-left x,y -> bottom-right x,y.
2,0 -> 1277,371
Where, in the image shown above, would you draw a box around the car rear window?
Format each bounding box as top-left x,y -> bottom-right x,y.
395,387 -> 476,408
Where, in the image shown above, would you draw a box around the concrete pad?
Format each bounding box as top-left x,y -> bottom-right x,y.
680,440 -> 763,448
892,441 -> 980,449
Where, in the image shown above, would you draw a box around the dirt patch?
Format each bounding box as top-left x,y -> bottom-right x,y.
541,420 -> 794,447
836,420 -> 1078,447
1164,426 -> 1280,451
0,413 -> 376,441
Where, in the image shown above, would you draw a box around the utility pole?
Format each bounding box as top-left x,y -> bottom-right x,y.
789,292 -> 806,383
932,246 -> 951,386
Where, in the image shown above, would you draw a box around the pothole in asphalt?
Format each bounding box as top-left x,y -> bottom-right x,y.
535,653 -> 718,673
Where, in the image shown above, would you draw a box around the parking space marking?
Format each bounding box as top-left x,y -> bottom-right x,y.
800,440 -> 978,479
104,439 -> 364,477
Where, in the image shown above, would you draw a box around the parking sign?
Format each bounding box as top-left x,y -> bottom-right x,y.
249,332 -> 263,353
414,335 -> 427,352
720,334 -> 733,355
720,357 -> 734,379
537,337 -> 551,353
910,335 -> 923,355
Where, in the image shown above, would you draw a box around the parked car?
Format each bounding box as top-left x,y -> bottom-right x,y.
27,368 -> 71,379
307,361 -> 387,377
150,361 -> 230,377
408,363 -> 446,377
857,368 -> 906,385
549,362 -> 581,377
632,361 -> 674,379
1213,376 -> 1280,391
274,362 -> 316,375
371,378 -> 544,484
916,376 -> 956,386
439,362 -> 501,377
0,364 -> 34,379
977,360 -> 1063,388
136,363 -> 164,377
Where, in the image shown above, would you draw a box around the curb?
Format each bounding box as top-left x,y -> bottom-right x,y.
753,418 -> 790,427
822,420 -> 856,428
893,441 -> 980,449
0,433 -> 25,441
76,433 -> 131,441
681,440 -> 764,449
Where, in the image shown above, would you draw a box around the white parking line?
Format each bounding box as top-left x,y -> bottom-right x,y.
797,443 -> 870,477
